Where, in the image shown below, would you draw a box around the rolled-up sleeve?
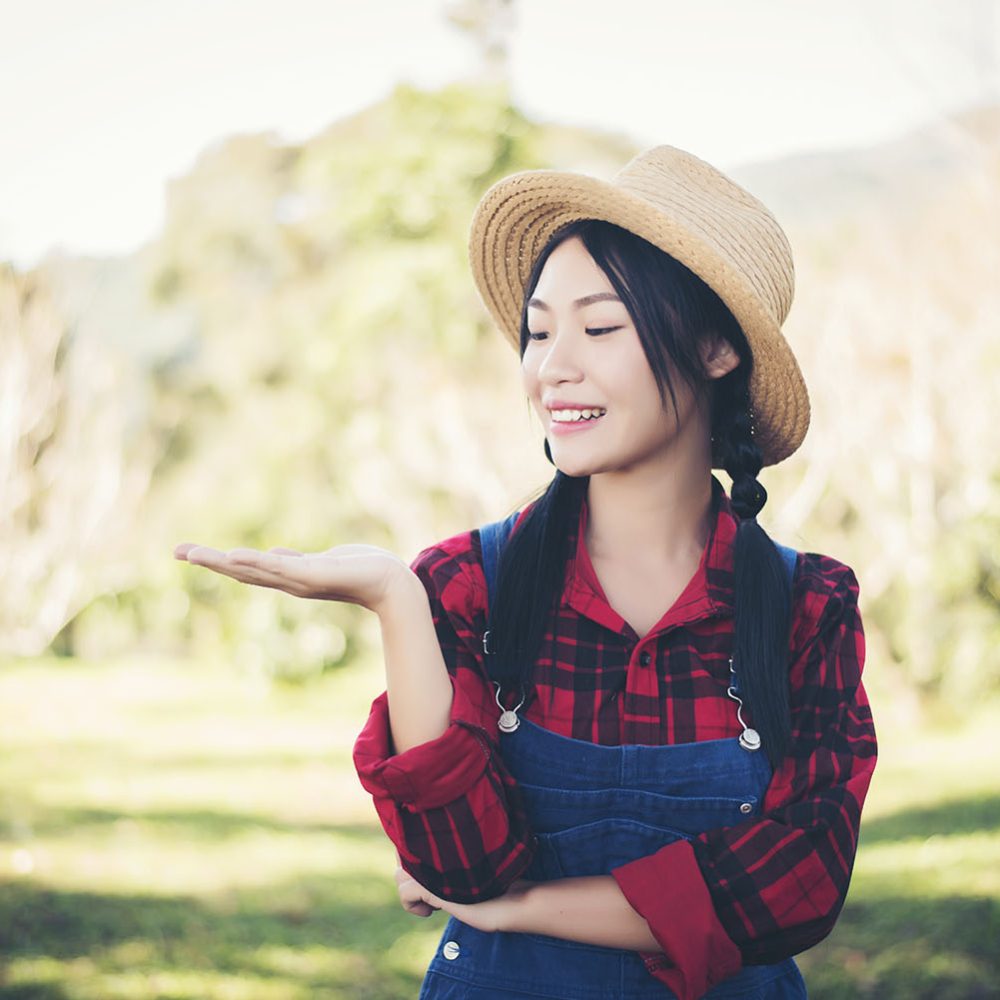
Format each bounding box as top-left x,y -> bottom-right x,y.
352,533 -> 537,902
611,560 -> 877,1000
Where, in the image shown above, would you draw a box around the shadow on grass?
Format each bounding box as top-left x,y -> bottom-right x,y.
1,807 -> 382,842
0,986 -> 69,1000
2,875 -> 998,1000
799,892 -> 999,1000
0,871 -> 433,999
859,795 -> 1000,846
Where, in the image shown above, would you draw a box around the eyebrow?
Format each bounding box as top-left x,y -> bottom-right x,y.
527,292 -> 622,311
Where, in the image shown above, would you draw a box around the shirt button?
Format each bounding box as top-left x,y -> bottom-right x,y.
443,940 -> 461,960
639,651 -> 652,666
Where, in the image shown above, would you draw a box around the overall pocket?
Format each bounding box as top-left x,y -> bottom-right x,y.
518,785 -> 763,879
537,817 -> 687,878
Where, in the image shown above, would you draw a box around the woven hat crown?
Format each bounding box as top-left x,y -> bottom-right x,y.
612,146 -> 795,327
468,144 -> 810,466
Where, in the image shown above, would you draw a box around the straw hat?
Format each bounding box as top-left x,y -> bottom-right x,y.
467,144 -> 810,467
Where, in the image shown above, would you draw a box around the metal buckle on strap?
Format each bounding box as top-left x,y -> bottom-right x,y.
493,681 -> 525,734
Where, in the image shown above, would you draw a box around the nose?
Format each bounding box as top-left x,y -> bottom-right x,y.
536,329 -> 585,387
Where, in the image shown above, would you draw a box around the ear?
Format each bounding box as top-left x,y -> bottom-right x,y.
700,334 -> 741,381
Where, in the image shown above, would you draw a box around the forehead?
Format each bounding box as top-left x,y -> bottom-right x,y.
528,238 -> 621,310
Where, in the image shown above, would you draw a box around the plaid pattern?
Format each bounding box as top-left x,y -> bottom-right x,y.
353,474 -> 877,975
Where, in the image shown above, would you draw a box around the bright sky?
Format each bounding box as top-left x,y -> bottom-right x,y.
2,0 -> 995,268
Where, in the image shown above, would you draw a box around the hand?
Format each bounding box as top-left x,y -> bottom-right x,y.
395,851 -> 439,918
394,851 -> 536,932
173,540 -> 414,616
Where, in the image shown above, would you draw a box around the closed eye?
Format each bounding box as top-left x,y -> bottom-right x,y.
526,326 -> 622,341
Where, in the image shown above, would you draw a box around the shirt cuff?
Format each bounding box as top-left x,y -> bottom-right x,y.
352,680 -> 492,811
611,838 -> 742,1000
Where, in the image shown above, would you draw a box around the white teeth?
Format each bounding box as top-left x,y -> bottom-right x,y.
552,408 -> 607,422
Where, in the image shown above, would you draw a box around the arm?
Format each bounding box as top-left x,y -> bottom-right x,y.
353,534 -> 537,902
400,869 -> 663,951
513,876 -> 661,951
377,569 -> 455,754
606,560 -> 876,1000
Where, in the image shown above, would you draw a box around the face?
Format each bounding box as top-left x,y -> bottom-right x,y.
521,235 -> 736,478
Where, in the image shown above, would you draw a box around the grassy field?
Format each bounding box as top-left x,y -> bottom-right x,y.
0,655 -> 997,999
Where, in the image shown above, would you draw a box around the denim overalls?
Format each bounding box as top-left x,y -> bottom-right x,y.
418,514 -> 808,1000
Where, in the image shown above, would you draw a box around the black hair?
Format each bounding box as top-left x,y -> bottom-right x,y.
484,218 -> 794,769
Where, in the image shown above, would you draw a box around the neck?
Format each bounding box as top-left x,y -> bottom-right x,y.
584,453 -> 716,567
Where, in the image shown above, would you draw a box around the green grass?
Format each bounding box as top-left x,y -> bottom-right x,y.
1,656 -> 998,999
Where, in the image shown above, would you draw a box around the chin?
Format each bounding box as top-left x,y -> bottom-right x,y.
550,454 -> 606,478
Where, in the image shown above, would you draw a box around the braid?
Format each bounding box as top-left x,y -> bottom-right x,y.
713,366 -> 794,769
714,371 -> 767,520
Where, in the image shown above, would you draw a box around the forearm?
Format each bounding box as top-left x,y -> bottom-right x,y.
513,876 -> 663,952
378,572 -> 454,754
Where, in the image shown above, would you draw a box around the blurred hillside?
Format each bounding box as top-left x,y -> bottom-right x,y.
3,82 -> 998,711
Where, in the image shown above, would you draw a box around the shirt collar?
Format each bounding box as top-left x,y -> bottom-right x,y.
560,474 -> 739,635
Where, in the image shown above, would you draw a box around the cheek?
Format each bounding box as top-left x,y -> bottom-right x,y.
521,354 -> 540,394
521,361 -> 544,421
607,351 -> 661,408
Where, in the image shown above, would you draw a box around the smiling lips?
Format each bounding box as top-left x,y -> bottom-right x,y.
548,407 -> 608,435
550,406 -> 606,420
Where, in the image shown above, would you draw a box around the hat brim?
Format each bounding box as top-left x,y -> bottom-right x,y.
468,168 -> 810,467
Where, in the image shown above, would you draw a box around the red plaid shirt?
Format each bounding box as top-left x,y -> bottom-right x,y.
353,475 -> 877,999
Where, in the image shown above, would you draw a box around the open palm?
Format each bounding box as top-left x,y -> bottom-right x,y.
173,540 -> 411,615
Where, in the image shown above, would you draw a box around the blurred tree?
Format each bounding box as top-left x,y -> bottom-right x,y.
0,266 -> 154,656
762,130 -> 1000,707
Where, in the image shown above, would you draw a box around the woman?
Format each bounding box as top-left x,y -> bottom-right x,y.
176,145 -> 877,999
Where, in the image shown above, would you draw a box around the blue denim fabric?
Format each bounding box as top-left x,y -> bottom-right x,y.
418,715 -> 807,999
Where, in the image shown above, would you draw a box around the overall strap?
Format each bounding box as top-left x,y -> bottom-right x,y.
774,541 -> 798,591
479,510 -> 521,620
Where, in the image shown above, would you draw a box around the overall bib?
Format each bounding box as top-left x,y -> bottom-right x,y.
417,516 -> 808,1000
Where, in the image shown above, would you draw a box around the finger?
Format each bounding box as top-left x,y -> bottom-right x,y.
183,545 -> 229,566
183,548 -> 294,592
400,876 -> 445,911
398,875 -> 431,902
177,544 -> 291,568
232,549 -> 350,600
401,893 -> 439,915
224,550 -> 308,590
228,548 -> 297,569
